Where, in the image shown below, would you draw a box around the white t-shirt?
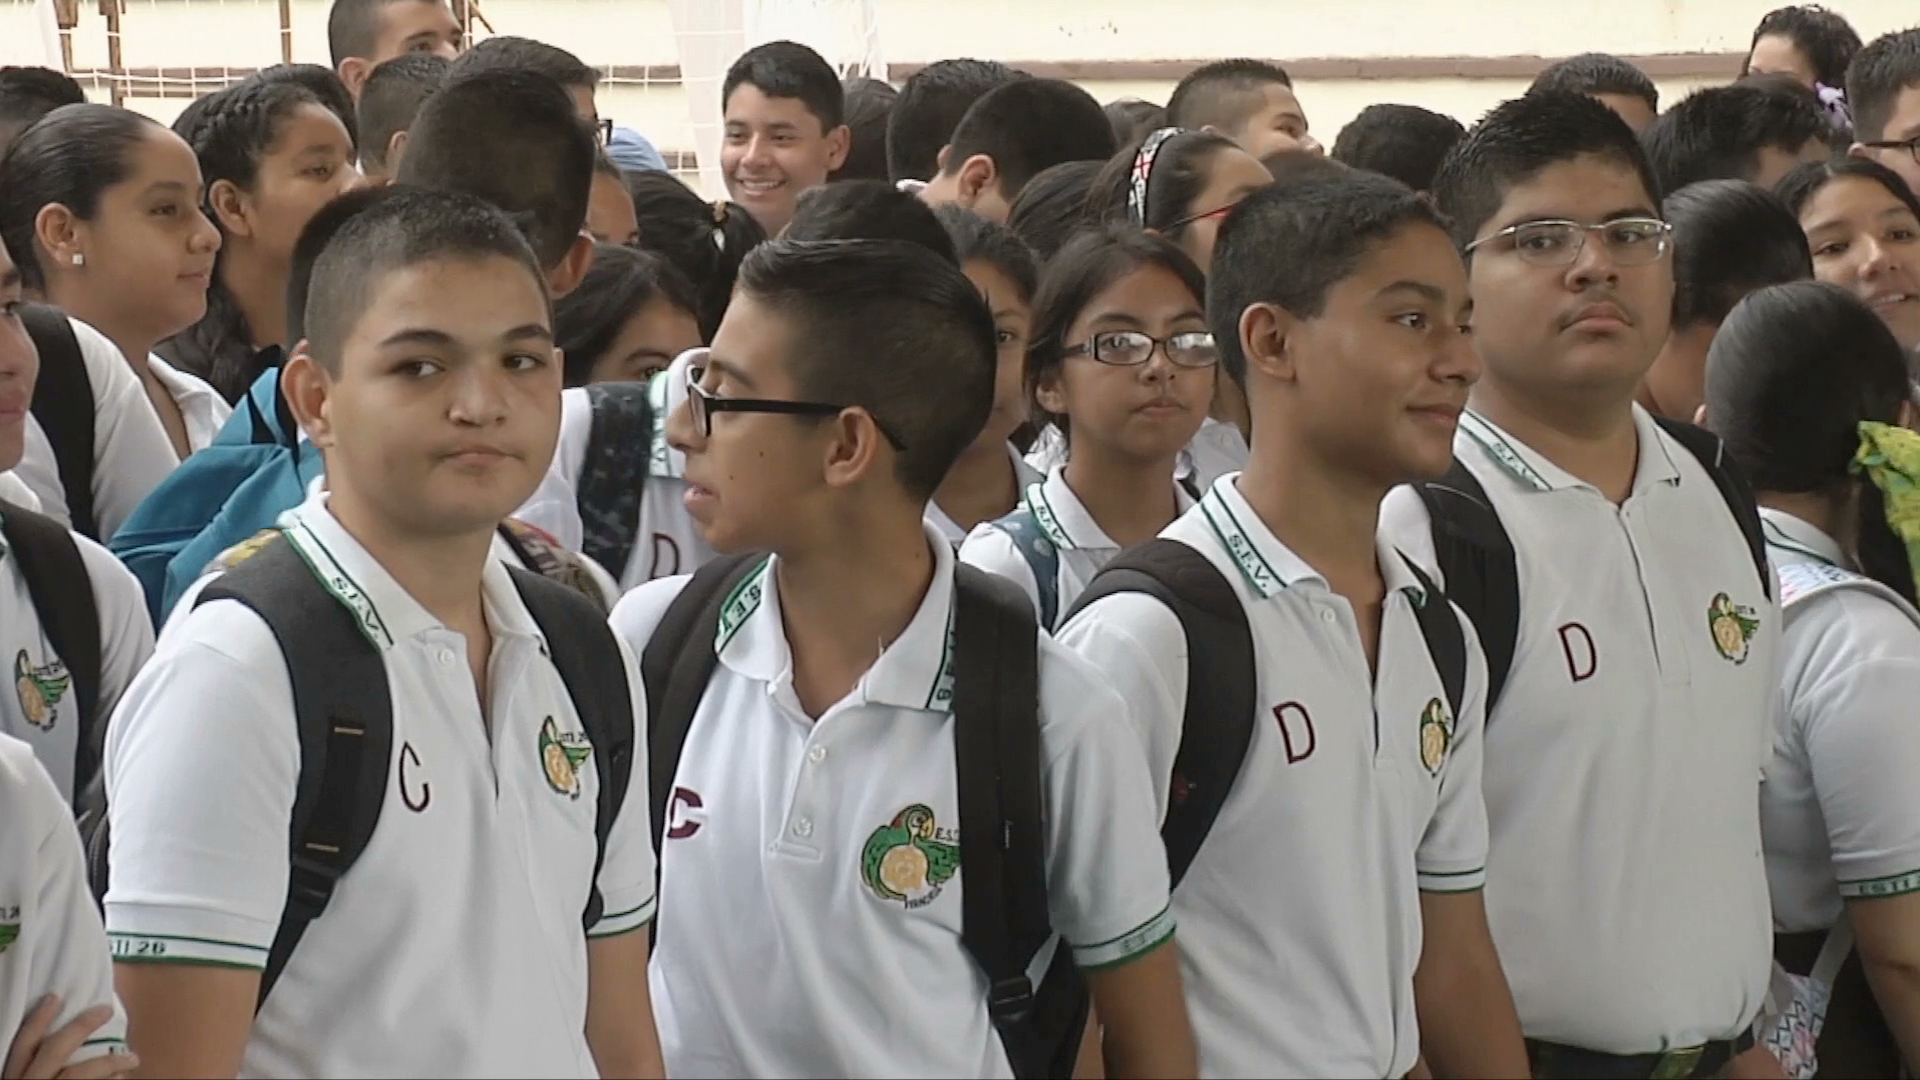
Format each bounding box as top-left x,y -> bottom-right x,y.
926,442 -> 1045,548
610,526 -> 1175,1079
145,354 -> 232,458
0,733 -> 127,1070
1759,509 -> 1920,933
15,316 -> 176,539
104,492 -> 657,1078
1057,475 -> 1490,1078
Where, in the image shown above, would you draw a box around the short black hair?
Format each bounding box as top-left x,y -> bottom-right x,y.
735,238 -> 997,501
1088,129 -> 1250,238
0,66 -> 85,153
328,0 -> 428,67
357,52 -> 450,170
1432,91 -> 1662,249
449,35 -> 599,93
1104,98 -> 1166,146
1663,179 -> 1811,329
1847,28 -> 1920,143
255,63 -> 360,151
785,180 -> 956,263
886,58 -> 1024,183
1006,159 -> 1101,261
625,170 -> 767,340
1261,148 -> 1350,183
939,79 -> 1115,201
1747,5 -> 1862,89
937,204 -> 1039,305
554,242 -> 699,386
722,40 -> 843,131
1332,103 -> 1467,192
394,68 -> 595,268
832,77 -> 896,183
0,103 -> 159,292
1166,59 -> 1293,133
1776,156 -> 1920,229
1209,170 -> 1445,386
1528,52 -> 1659,112
304,187 -> 547,374
1640,83 -> 1828,192
287,185 -> 405,343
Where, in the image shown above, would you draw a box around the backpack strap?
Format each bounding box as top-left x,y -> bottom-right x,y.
497,518 -> 608,614
195,537 -> 392,1011
1653,416 -> 1773,600
22,305 -> 96,540
1413,459 -> 1521,710
507,567 -> 635,932
1400,555 -> 1467,721
576,382 -> 656,583
0,499 -> 102,803
990,509 -> 1062,630
1063,539 -> 1257,890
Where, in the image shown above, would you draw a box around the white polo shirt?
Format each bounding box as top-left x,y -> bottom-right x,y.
1057,475 -> 1490,1079
0,733 -> 128,1070
0,505 -> 154,801
925,442 -> 1044,547
1378,404 -> 1775,1053
1025,417 -> 1248,496
609,525 -> 1175,1079
958,465 -> 1196,627
16,316 -> 177,539
145,354 -> 232,458
104,491 -> 656,1079
1759,509 -> 1920,933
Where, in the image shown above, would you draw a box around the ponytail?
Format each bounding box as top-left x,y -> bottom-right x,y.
626,170 -> 767,341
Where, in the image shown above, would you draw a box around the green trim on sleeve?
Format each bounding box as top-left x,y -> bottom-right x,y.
1076,923 -> 1176,974
1839,868 -> 1920,899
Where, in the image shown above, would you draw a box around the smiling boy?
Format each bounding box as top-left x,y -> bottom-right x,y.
720,41 -> 850,237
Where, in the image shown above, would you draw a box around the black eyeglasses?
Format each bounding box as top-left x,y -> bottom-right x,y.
596,118 -> 614,147
1064,330 -> 1219,368
1864,135 -> 1920,164
685,360 -> 907,450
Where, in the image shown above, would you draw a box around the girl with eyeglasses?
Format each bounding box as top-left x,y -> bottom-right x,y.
960,225 -> 1216,627
1777,158 -> 1920,361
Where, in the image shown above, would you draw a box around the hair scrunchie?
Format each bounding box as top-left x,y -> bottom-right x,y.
1128,127 -> 1182,228
1815,82 -> 1852,132
1852,420 -> 1920,581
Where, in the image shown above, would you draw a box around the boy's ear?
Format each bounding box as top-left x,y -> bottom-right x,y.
545,232 -> 596,299
1240,301 -> 1298,384
281,342 -> 335,449
955,154 -> 999,207
337,58 -> 372,99
819,407 -> 889,491
824,124 -> 851,172
934,143 -> 952,173
1693,403 -> 1709,427
383,129 -> 411,178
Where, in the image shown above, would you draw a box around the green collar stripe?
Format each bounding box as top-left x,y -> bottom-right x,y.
713,556 -> 773,655
1025,482 -> 1075,552
282,524 -> 393,650
1459,414 -> 1551,492
1762,518 -> 1836,568
1200,490 -> 1283,598
925,605 -> 956,712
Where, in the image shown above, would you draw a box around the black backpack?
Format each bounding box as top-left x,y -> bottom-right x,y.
1411,416 -> 1771,708
22,305 -> 96,541
1063,539 -> 1467,888
81,535 -> 636,1010
574,381 -> 656,583
1,498 -> 103,807
641,554 -> 1087,1080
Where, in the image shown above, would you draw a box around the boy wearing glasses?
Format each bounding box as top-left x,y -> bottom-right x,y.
1849,29 -> 1920,199
1058,171 -> 1528,1077
1381,92 -> 1780,1079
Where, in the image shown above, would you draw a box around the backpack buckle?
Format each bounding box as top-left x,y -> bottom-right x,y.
987,976 -> 1034,1018
284,849 -> 340,920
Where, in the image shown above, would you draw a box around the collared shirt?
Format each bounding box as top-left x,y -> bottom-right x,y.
925,442 -> 1045,547
1025,418 -> 1248,495
104,491 -> 656,1078
1057,475 -> 1490,1079
1760,509 -> 1920,932
1379,404 -> 1775,1053
609,524 -> 1174,1079
145,354 -> 232,459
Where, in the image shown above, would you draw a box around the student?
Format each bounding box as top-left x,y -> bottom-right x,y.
1641,179 -> 1812,422
0,104 -> 225,464
103,188 -> 663,1079
254,64 -> 361,156
1847,29 -> 1920,197
449,35 -> 604,130
1642,82 -> 1831,194
625,171 -> 766,341
1332,103 -> 1468,193
917,78 -> 1115,225
0,66 -> 84,154
1777,158 -> 1920,358
610,237 -> 1194,1078
1057,171 -> 1527,1078
1703,280 -> 1920,1078
326,0 -> 460,100
160,78 -> 362,403
720,41 -> 850,237
830,76 -> 896,183
1528,52 -> 1660,133
1379,91 -> 1778,1079
587,153 -> 639,246
555,244 -> 700,387
1165,59 -> 1319,159
885,57 -> 1024,185
1105,98 -> 1167,147
1006,158 -> 1101,261
354,51 -> 449,184
1746,5 -> 1863,97
960,226 -> 1214,628
785,179 -> 958,258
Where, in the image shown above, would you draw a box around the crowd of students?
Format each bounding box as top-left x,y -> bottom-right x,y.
4,0 -> 1920,1077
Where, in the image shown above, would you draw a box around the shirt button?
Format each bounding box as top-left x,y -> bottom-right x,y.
437,648 -> 457,666
1319,608 -> 1337,624
807,746 -> 827,764
793,817 -> 814,838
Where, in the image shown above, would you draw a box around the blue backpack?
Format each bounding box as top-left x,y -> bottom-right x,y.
109,359 -> 325,624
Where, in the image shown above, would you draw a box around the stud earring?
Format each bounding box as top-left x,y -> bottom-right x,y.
72,253 -> 84,267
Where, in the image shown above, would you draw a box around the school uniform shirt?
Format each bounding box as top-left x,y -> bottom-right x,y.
103,490 -> 657,1079
1024,417 -> 1248,496
0,504 -> 154,802
0,473 -> 39,511
1378,404 -> 1776,1054
1759,509 -> 1920,933
0,733 -> 128,1069
145,354 -> 232,458
609,526 -> 1176,1079
15,316 -> 176,540
1056,474 -> 1491,1078
925,443 -> 1044,547
957,465 -> 1196,627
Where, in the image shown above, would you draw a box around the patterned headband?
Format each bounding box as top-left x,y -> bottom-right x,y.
1129,127 -> 1183,228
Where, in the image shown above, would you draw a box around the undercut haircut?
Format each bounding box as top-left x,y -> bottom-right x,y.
393,68 -> 595,269
357,52 -> 450,170
735,238 -> 997,500
1528,52 -> 1659,113
886,58 -> 1024,183
1747,5 -> 1862,90
1166,59 -> 1293,133
1209,170 -> 1445,386
784,180 -> 957,263
722,40 -> 844,132
329,0 -> 410,67
1663,179 -> 1811,329
287,185 -> 405,343
1432,91 -> 1662,250
1847,28 -> 1920,143
937,204 -> 1039,305
1332,103 -> 1467,192
939,79 -> 1115,201
1640,83 -> 1828,192
832,76 -> 896,182
449,35 -> 599,92
303,187 -> 548,374
0,66 -> 85,154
